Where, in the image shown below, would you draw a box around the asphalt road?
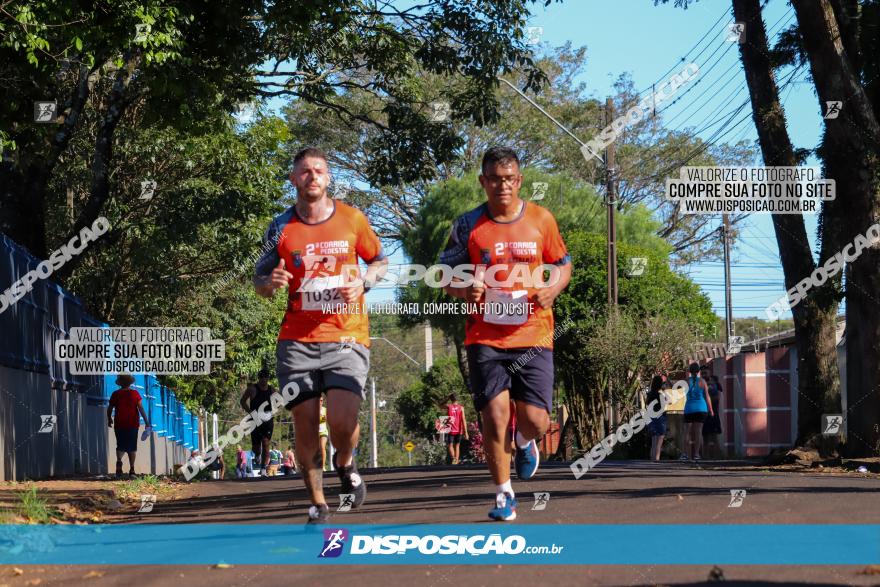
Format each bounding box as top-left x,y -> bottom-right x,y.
2,460 -> 879,586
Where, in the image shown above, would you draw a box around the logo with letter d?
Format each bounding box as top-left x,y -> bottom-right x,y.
319,528 -> 348,558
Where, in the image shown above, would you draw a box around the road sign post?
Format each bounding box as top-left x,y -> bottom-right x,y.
404,440 -> 415,466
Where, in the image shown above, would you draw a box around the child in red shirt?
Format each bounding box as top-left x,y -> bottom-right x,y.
445,394 -> 469,464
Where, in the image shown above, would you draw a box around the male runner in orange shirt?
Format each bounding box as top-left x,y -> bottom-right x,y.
254,147 -> 388,524
441,147 -> 571,521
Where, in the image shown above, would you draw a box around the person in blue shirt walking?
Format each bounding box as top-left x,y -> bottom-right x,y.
683,362 -> 714,462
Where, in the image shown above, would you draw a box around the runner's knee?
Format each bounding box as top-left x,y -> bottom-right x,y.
327,416 -> 358,439
515,406 -> 549,437
481,393 -> 510,423
325,404 -> 358,432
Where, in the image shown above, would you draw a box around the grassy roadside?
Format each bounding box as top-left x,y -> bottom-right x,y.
0,485 -> 60,524
0,476 -> 186,524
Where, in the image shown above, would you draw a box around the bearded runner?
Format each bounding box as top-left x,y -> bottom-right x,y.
254,146 -> 388,524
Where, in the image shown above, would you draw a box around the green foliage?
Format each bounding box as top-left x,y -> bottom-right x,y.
42,114 -> 290,412
116,474 -> 162,498
552,231 -> 717,448
395,163 -> 716,456
2,0 -> 552,200
555,232 -> 714,330
554,230 -> 717,395
415,438 -> 448,466
281,43 -> 754,262
16,485 -> 56,524
396,356 -> 472,440
1,0 -> 562,414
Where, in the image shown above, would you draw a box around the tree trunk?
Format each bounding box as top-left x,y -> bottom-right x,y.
733,0 -> 843,444
553,412 -> 579,460
54,51 -> 140,280
859,3 -> 880,123
791,0 -> 880,456
0,64 -> 100,258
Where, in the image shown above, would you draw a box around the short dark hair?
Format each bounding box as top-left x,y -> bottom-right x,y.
448,393 -> 457,403
258,368 -> 271,379
481,146 -> 520,174
293,146 -> 328,169
650,375 -> 664,393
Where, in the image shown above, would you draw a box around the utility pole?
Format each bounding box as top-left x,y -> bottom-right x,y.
605,97 -> 618,308
652,84 -> 657,119
496,78 -> 616,306
605,97 -> 618,432
424,323 -> 433,372
370,377 -> 378,468
496,78 -> 620,431
328,437 -> 334,472
721,215 -> 734,348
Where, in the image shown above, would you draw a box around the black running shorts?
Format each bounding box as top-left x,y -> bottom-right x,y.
466,344 -> 554,413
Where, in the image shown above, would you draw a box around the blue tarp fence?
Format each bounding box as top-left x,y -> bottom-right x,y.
0,231 -> 199,479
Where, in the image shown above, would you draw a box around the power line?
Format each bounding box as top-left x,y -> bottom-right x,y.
655,35 -> 740,117
700,261 -> 781,267
644,63 -> 806,183
659,9 -> 795,129
636,5 -> 732,97
619,25 -> 804,181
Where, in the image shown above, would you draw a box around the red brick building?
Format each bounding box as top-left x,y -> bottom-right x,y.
691,319 -> 846,457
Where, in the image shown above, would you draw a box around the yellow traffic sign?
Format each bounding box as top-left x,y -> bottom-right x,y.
404,441 -> 415,452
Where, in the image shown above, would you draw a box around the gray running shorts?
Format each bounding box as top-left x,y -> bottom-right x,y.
276,340 -> 369,409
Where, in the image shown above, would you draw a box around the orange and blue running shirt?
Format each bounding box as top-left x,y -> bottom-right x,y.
440,201 -> 570,349
254,201 -> 385,347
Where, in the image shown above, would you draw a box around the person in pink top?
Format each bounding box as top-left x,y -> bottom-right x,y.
445,394 -> 469,464
236,445 -> 248,478
282,445 -> 298,476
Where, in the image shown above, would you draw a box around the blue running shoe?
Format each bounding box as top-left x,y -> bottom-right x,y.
488,492 -> 517,521
514,439 -> 540,480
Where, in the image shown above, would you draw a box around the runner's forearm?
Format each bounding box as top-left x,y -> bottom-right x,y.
546,263 -> 572,298
443,281 -> 470,299
253,276 -> 276,298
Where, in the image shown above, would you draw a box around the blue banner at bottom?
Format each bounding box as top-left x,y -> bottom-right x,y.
1,524 -> 878,565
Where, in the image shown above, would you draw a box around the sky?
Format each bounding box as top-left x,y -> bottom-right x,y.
526,0 -> 825,323
259,0 -> 831,326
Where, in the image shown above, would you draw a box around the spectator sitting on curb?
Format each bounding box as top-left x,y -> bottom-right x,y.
189,448 -> 225,480
267,444 -> 282,476
282,445 -> 297,475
